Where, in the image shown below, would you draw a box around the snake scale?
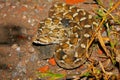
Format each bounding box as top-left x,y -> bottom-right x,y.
33,3 -> 98,69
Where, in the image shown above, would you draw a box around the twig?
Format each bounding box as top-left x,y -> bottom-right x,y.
99,61 -> 113,75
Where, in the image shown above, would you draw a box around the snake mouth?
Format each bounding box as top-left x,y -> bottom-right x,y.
33,40 -> 47,45
33,37 -> 58,45
33,39 -> 51,45
32,35 -> 53,45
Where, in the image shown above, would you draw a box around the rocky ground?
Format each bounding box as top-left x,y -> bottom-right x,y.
0,0 -> 120,80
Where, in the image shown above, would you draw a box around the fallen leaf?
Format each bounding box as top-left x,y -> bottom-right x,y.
97,49 -> 103,54
36,71 -> 65,80
48,58 -> 56,66
65,0 -> 85,4
37,65 -> 49,73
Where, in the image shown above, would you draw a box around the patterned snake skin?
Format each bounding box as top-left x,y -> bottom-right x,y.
33,3 -> 98,69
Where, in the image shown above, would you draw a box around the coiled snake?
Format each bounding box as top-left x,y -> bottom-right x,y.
33,3 -> 98,69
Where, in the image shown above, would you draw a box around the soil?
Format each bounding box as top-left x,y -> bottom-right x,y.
0,0 -> 120,80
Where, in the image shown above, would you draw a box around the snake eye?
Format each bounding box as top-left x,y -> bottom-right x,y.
61,18 -> 70,27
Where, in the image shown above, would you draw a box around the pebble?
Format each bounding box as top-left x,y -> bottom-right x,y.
22,15 -> 27,19
48,0 -> 53,2
16,47 -> 21,52
115,25 -> 120,31
30,53 -> 38,62
28,19 -> 31,23
11,44 -> 19,49
23,4 -> 28,8
8,53 -> 12,56
12,72 -> 18,78
3,13 -> 7,17
34,9 -> 39,13
31,23 -> 35,26
16,62 -> 26,73
11,5 -> 16,8
28,47 -> 35,53
0,3 -> 4,9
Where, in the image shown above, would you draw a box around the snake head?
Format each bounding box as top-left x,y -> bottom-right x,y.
33,17 -> 72,45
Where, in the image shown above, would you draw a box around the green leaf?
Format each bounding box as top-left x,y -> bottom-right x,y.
36,71 -> 65,80
82,72 -> 90,77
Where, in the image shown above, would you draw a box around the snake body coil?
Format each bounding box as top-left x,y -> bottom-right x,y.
33,3 -> 98,69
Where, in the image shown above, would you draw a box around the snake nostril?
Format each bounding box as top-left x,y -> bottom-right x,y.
61,18 -> 70,27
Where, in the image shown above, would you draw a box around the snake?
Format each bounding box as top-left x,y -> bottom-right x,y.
33,3 -> 98,69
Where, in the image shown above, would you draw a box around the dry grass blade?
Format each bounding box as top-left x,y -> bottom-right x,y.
99,61 -> 113,75
87,1 -> 120,54
97,31 -> 112,58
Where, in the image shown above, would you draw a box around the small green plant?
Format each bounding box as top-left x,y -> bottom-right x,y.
36,71 -> 65,80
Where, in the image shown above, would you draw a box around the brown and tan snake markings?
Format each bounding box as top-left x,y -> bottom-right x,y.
33,3 -> 98,69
